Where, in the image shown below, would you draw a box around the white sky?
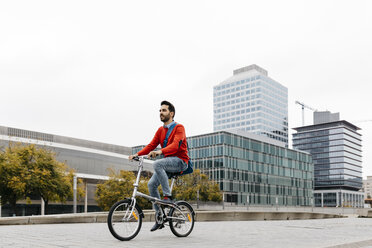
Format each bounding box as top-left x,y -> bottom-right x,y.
1,0 -> 371,178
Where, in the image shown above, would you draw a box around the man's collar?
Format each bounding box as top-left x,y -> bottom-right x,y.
164,121 -> 175,128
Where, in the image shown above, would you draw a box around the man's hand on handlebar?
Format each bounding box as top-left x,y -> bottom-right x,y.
129,154 -> 138,161
129,150 -> 161,161
148,150 -> 162,159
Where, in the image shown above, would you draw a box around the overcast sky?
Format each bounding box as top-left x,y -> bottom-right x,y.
1,0 -> 371,178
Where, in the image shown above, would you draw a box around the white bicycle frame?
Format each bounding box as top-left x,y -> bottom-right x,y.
124,156 -> 181,221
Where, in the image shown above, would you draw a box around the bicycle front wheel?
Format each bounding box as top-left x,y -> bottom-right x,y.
107,199 -> 142,241
169,201 -> 195,237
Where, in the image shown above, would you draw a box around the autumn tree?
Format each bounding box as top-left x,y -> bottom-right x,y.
95,169 -> 152,211
25,145 -> 73,213
0,145 -> 28,215
172,169 -> 222,202
0,143 -> 79,215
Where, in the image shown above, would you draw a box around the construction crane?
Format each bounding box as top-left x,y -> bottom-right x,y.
295,101 -> 317,126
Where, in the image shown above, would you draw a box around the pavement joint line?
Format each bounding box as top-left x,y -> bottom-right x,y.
325,238 -> 372,248
285,225 -> 325,229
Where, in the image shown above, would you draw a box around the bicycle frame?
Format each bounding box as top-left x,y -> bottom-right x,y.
126,156 -> 187,221
131,156 -> 176,201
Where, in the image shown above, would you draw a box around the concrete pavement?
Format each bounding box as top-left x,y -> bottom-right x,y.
1,217 -> 372,247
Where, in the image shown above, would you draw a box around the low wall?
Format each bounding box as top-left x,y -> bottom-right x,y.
359,210 -> 372,218
0,210 -> 344,225
191,203 -> 369,216
194,211 -> 342,221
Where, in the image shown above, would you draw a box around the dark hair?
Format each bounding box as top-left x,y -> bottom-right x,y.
161,100 -> 175,118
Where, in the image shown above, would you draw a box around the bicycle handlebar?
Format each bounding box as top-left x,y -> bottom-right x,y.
132,155 -> 148,161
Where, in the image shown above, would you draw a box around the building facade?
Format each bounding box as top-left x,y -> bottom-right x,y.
213,64 -> 288,146
0,126 -> 137,176
363,176 -> 372,199
187,131 -> 313,206
292,111 -> 364,208
0,125 -> 153,216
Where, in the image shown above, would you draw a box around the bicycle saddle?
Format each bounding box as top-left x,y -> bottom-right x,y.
167,169 -> 193,179
166,171 -> 183,179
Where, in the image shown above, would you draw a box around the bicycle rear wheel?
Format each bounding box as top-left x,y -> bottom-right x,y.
169,201 -> 195,237
107,199 -> 142,241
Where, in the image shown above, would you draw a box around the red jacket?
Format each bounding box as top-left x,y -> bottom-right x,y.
137,123 -> 189,163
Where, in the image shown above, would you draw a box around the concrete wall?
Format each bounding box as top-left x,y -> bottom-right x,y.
0,210 -> 346,225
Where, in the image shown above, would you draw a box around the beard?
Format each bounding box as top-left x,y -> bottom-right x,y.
160,114 -> 171,123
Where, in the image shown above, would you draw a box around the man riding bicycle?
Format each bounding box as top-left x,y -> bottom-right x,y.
129,100 -> 189,232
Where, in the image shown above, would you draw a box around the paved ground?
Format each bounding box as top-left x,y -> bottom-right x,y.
1,218 -> 372,248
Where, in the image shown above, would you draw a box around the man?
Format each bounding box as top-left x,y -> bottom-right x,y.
129,100 -> 189,231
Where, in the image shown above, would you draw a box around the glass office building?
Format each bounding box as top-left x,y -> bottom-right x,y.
292,111 -> 364,207
213,64 -> 288,146
187,131 -> 313,206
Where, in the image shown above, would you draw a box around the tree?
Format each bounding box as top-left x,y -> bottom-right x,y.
0,143 -> 77,215
25,145 -> 73,214
95,169 -> 152,211
172,169 -> 222,202
0,145 -> 28,215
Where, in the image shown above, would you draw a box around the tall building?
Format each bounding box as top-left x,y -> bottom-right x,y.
292,111 -> 364,208
187,131 -> 313,206
213,64 -> 288,146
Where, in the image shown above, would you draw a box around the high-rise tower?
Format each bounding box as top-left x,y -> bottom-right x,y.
213,64 -> 288,146
293,111 -> 364,207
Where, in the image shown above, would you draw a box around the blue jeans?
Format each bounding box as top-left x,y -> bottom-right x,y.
148,156 -> 188,213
